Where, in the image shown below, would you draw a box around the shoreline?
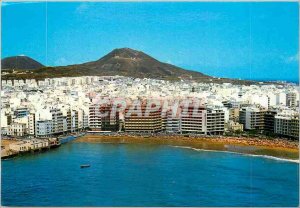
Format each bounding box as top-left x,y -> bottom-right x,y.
170,145 -> 299,163
75,134 -> 299,161
1,138 -> 61,159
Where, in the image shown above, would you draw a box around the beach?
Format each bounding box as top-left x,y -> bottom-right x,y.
1,139 -> 18,158
75,134 -> 299,160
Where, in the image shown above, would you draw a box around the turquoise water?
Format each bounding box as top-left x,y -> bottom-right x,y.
1,143 -> 299,207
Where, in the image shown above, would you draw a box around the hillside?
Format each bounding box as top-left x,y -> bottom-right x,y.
1,48 -> 255,85
2,55 -> 45,70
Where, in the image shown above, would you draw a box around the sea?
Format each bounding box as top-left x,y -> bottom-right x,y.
1,142 -> 299,207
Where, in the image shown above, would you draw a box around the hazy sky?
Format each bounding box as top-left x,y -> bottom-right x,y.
2,2 -> 299,82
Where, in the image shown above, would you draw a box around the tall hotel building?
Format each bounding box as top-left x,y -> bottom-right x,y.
206,108 -> 225,135
180,106 -> 207,134
89,104 -> 102,130
239,107 -> 265,130
67,109 -> 79,132
50,108 -> 64,135
264,110 -> 277,133
124,103 -> 162,133
100,104 -> 120,131
165,110 -> 181,133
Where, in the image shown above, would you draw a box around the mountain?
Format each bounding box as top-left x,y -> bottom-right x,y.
67,48 -> 211,80
1,48 -> 255,84
2,55 -> 45,70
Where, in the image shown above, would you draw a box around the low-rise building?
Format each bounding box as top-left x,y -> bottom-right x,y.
227,121 -> 243,132
7,122 -> 27,137
9,141 -> 31,152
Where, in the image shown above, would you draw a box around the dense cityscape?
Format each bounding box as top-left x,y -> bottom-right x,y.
1,76 -> 299,140
1,1 -> 299,207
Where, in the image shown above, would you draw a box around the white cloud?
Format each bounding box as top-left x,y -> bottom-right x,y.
1,1 -> 40,7
76,3 -> 91,14
284,53 -> 299,63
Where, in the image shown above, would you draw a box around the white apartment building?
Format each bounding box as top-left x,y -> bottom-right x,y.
28,113 -> 35,135
36,120 -> 52,137
274,111 -> 299,138
50,108 -> 64,134
286,92 -> 297,107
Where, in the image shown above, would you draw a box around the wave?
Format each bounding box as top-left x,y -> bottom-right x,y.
170,145 -> 299,164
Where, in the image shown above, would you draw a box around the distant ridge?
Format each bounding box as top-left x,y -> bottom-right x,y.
2,55 -> 45,70
1,48 -> 256,85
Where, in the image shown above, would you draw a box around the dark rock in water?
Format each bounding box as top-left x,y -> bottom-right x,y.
80,164 -> 91,168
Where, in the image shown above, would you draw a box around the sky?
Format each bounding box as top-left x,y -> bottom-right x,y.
2,2 -> 299,82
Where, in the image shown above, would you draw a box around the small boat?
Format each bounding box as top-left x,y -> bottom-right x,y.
80,164 -> 91,168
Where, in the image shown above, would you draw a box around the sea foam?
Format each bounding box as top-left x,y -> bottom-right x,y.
170,145 -> 299,163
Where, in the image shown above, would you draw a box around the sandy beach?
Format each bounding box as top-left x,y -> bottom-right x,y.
75,134 -> 299,160
1,139 -> 18,158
